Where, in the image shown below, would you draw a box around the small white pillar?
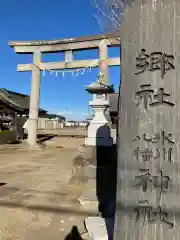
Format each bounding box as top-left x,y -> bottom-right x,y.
27,51 -> 41,147
85,95 -> 113,146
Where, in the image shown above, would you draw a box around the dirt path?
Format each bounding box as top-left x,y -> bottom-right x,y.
0,137 -> 91,240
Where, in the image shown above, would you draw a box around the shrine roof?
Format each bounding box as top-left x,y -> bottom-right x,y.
0,89 -> 46,113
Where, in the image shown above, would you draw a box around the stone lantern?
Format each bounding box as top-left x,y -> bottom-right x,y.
85,73 -> 114,146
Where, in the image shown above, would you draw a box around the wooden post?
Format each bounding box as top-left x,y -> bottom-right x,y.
98,40 -> 108,84
27,51 -> 41,146
115,0 -> 180,239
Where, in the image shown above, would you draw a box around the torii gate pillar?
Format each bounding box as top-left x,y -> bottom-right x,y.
27,51 -> 41,147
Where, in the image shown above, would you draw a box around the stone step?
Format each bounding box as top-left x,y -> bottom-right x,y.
85,217 -> 108,240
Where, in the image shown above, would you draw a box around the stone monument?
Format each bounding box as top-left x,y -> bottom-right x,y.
85,73 -> 114,146
115,0 -> 180,239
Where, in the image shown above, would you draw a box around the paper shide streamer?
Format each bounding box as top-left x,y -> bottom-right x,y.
42,65 -> 93,79
41,56 -> 108,80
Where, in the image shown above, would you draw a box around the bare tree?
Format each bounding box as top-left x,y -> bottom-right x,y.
91,0 -> 133,32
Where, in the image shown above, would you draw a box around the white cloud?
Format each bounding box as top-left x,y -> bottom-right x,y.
57,110 -> 73,116
56,110 -> 89,120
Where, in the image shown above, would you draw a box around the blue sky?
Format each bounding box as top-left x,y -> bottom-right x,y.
0,0 -> 120,120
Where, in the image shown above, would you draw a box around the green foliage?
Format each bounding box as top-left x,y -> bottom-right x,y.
0,130 -> 10,134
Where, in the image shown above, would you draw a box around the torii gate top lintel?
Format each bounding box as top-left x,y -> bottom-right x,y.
8,31 -> 120,53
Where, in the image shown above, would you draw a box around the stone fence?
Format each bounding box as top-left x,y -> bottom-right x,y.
37,118 -> 64,130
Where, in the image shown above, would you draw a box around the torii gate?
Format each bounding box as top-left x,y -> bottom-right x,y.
8,32 -> 120,147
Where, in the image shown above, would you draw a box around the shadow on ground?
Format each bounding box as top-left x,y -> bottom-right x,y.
64,226 -> 84,240
0,198 -> 96,216
37,134 -> 57,143
23,133 -> 57,141
96,125 -> 117,240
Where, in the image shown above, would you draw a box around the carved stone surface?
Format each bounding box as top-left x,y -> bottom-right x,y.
115,0 -> 180,239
